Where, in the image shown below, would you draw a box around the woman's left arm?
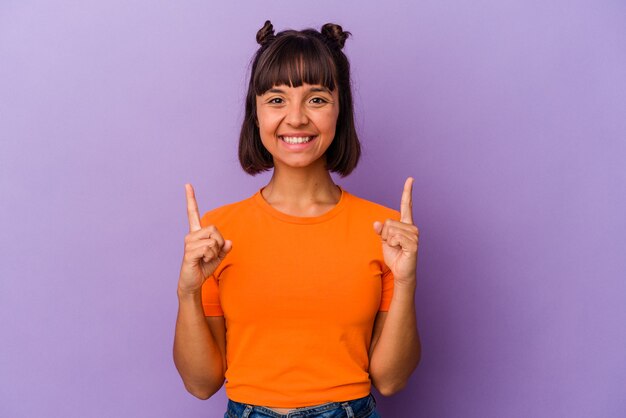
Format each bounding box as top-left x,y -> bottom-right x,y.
369,177 -> 421,396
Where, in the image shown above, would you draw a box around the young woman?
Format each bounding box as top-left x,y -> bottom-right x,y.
174,21 -> 421,417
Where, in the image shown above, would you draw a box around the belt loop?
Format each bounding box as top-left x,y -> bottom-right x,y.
241,404 -> 253,418
341,402 -> 355,418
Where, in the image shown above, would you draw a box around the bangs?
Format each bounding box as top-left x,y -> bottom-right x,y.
253,34 -> 337,95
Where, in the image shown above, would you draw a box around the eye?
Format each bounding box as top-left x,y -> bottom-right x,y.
268,97 -> 284,104
310,97 -> 328,105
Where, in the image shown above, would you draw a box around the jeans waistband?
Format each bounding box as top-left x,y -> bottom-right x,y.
225,393 -> 377,418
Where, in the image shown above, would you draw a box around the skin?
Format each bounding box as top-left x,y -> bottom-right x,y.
173,82 -> 421,413
255,82 -> 342,215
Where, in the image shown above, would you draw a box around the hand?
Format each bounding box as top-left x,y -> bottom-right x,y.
373,177 -> 420,287
178,183 -> 233,296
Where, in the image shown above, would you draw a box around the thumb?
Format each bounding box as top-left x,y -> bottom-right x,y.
373,221 -> 383,235
219,240 -> 233,258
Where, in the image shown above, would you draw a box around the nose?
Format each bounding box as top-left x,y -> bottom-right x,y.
285,102 -> 308,126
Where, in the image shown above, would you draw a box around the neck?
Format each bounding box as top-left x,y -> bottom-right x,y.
262,158 -> 340,207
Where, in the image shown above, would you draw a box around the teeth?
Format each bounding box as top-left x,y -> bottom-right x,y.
282,136 -> 313,144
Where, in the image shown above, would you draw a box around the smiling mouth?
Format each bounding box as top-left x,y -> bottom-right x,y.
279,136 -> 316,144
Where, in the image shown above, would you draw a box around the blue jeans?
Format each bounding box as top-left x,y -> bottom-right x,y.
224,393 -> 381,418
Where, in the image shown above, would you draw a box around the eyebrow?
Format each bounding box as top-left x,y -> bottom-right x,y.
266,87 -> 332,94
310,87 -> 332,94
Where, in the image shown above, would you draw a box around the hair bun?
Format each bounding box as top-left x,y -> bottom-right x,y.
321,23 -> 351,49
256,20 -> 276,46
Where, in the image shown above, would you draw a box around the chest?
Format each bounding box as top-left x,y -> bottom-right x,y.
216,224 -> 386,327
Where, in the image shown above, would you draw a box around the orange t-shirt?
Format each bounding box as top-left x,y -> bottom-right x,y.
200,185 -> 399,407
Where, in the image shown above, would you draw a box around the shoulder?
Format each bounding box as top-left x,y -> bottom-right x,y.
199,194 -> 256,228
345,190 -> 401,222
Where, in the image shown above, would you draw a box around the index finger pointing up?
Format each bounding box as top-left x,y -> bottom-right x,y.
400,177 -> 414,224
185,183 -> 202,232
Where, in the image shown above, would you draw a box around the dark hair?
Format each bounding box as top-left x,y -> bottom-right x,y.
238,20 -> 360,177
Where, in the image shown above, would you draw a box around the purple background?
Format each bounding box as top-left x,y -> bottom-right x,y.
1,1 -> 625,417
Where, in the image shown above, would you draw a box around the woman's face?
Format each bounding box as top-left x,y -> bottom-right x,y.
255,82 -> 340,170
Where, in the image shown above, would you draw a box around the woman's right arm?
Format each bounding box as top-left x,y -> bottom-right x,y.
173,291 -> 226,399
173,184 -> 232,399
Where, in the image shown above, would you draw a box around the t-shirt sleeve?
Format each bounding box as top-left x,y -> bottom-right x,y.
379,264 -> 395,312
378,207 -> 400,312
201,273 -> 224,316
199,209 -> 224,317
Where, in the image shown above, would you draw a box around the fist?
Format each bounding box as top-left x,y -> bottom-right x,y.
178,183 -> 232,295
373,177 -> 419,287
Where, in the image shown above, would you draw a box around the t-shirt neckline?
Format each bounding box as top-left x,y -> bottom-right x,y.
253,185 -> 349,224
